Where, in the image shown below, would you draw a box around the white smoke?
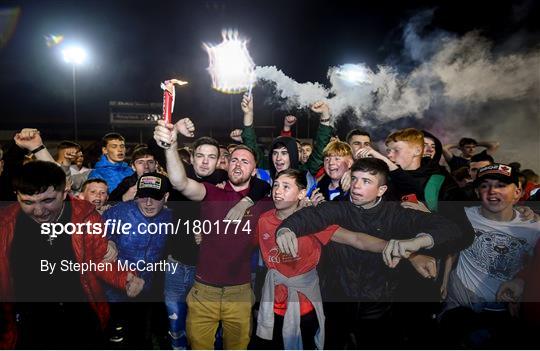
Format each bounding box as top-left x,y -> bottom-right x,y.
252,11 -> 540,169
253,66 -> 328,108
255,34 -> 539,121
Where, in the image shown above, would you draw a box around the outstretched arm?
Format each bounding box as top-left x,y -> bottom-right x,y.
408,253 -> 437,279
382,235 -> 435,268
331,227 -> 387,253
153,119 -> 206,201
276,201 -> 349,257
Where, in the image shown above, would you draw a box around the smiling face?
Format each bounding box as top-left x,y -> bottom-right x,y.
324,154 -> 353,182
349,170 -> 387,207
272,146 -> 291,173
191,144 -> 219,177
423,137 -> 436,159
477,179 -> 521,218
81,182 -> 109,210
272,174 -> 306,211
103,139 -> 126,163
228,149 -> 257,187
18,186 -> 67,223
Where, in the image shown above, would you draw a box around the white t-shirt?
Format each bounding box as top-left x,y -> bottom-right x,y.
456,206 -> 540,301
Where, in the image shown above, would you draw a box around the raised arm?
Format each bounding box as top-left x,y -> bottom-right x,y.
240,93 -> 267,169
230,129 -> 244,143
392,205 -> 467,257
442,143 -> 458,163
153,119 -> 206,201
302,101 -> 333,175
281,115 -> 296,137
13,128 -> 55,163
478,140 -> 500,155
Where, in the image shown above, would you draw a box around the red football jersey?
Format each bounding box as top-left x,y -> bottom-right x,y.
257,209 -> 338,316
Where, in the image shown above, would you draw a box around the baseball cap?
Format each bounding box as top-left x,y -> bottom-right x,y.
474,163 -> 520,188
135,172 -> 171,200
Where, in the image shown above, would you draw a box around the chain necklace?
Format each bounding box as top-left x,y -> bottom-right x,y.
46,204 -> 65,246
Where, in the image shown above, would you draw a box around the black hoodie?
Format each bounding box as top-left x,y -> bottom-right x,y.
421,130 -> 443,167
268,136 -> 300,179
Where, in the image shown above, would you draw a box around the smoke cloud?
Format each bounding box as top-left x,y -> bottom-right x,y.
253,10 -> 540,170
254,66 -> 328,108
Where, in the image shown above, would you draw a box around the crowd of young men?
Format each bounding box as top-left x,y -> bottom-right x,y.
0,93 -> 538,349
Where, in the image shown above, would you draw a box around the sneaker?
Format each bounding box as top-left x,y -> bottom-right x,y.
109,334 -> 124,343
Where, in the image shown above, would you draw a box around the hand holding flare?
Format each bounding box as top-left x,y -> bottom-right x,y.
160,78 -> 188,147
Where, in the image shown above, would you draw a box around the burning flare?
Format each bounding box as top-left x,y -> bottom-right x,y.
204,29 -> 255,94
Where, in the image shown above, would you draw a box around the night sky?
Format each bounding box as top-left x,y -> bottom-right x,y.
0,0 -> 538,144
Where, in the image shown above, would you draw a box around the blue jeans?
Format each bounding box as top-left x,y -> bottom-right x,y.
164,257 -> 196,350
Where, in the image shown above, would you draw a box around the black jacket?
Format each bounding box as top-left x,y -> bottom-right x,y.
278,200 -> 472,301
108,173 -> 138,201
316,174 -> 348,201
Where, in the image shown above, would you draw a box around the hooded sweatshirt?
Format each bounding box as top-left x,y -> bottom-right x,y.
421,130 -> 444,168
264,137 -> 317,196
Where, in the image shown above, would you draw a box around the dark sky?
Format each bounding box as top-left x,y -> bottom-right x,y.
0,0 -> 538,142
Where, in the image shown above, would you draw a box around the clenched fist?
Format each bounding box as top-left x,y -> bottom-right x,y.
175,118 -> 195,138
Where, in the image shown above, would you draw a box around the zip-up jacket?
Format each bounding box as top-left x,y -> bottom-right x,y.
0,197 -> 130,348
278,200 -> 472,301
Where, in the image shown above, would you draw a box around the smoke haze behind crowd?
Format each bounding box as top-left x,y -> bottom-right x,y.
255,9 -> 540,170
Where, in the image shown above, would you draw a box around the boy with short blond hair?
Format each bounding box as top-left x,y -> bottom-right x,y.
317,141 -> 354,201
